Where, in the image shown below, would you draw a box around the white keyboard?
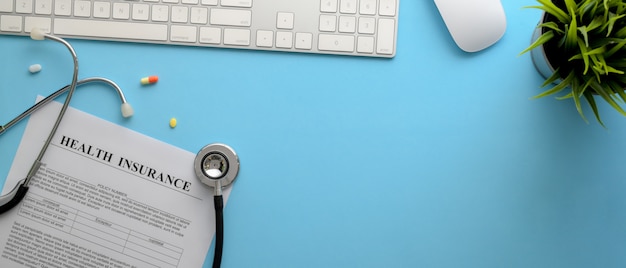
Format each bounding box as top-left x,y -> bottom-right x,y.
0,0 -> 399,58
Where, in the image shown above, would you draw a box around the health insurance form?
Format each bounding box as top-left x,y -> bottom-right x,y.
0,98 -> 231,268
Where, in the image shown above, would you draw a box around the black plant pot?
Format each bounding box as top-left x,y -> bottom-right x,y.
530,13 -> 558,82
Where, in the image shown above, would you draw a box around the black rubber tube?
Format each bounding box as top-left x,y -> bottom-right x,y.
212,195 -> 224,268
0,183 -> 29,214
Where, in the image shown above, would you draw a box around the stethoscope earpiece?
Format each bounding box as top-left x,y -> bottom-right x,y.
194,143 -> 239,190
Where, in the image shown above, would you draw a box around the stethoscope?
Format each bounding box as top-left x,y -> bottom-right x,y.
0,29 -> 239,268
194,143 -> 240,268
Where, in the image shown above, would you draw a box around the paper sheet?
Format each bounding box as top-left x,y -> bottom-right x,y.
0,97 -> 230,267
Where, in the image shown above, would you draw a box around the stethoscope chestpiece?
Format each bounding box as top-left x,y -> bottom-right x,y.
194,143 -> 239,190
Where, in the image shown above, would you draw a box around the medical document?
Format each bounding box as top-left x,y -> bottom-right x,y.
0,98 -> 230,267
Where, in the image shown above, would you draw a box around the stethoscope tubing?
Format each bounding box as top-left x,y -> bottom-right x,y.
0,30 -> 79,214
213,195 -> 224,268
27,34 -> 79,186
0,77 -> 128,136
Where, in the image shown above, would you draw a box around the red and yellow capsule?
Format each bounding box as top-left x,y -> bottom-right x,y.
140,75 -> 159,85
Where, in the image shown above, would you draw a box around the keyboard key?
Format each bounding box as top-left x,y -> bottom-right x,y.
320,0 -> 338,13
201,0 -> 218,6
359,0 -> 376,15
54,18 -> 168,41
221,0 -> 252,8
319,15 -> 336,32
93,2 -> 111,19
15,0 -> 33,14
112,3 -> 130,20
74,1 -> 91,18
223,28 -> 250,46
318,34 -> 354,52
357,36 -> 374,53
171,6 -> 189,23
338,16 -> 356,33
190,7 -> 208,24
276,12 -> 294,30
171,25 -> 197,43
54,0 -> 71,16
0,1 -> 13,12
376,18 -> 395,54
35,0 -> 52,15
275,31 -> 293,48
256,30 -> 274,47
25,16 -> 51,33
132,4 -> 150,21
210,9 -> 251,27
295,32 -> 313,50
152,5 -> 169,22
199,27 -> 221,44
358,17 -> 375,34
0,15 -> 22,32
339,0 -> 357,14
379,0 -> 397,16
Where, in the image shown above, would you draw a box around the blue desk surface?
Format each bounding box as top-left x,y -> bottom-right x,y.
2,1 -> 626,267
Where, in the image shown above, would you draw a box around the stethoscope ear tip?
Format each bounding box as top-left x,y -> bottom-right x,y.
121,103 -> 134,118
30,28 -> 46,40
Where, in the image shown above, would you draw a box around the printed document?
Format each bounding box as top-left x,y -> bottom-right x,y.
0,98 -> 230,267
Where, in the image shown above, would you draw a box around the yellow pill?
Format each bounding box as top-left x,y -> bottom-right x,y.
169,118 -> 177,128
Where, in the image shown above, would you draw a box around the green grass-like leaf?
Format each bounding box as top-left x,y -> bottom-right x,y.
535,0 -> 571,22
563,0 -> 580,51
609,80 -> 626,102
590,80 -> 626,116
519,30 -> 555,55
583,91 -> 604,126
534,72 -> 576,99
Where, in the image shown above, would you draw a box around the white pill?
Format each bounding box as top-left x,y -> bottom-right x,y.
29,64 -> 42,73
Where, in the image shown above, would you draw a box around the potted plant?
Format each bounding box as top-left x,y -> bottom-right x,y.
521,0 -> 626,125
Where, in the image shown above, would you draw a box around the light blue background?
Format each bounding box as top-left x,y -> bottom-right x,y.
2,1 -> 626,267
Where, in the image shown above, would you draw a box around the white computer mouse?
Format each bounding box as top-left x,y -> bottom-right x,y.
434,0 -> 507,52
